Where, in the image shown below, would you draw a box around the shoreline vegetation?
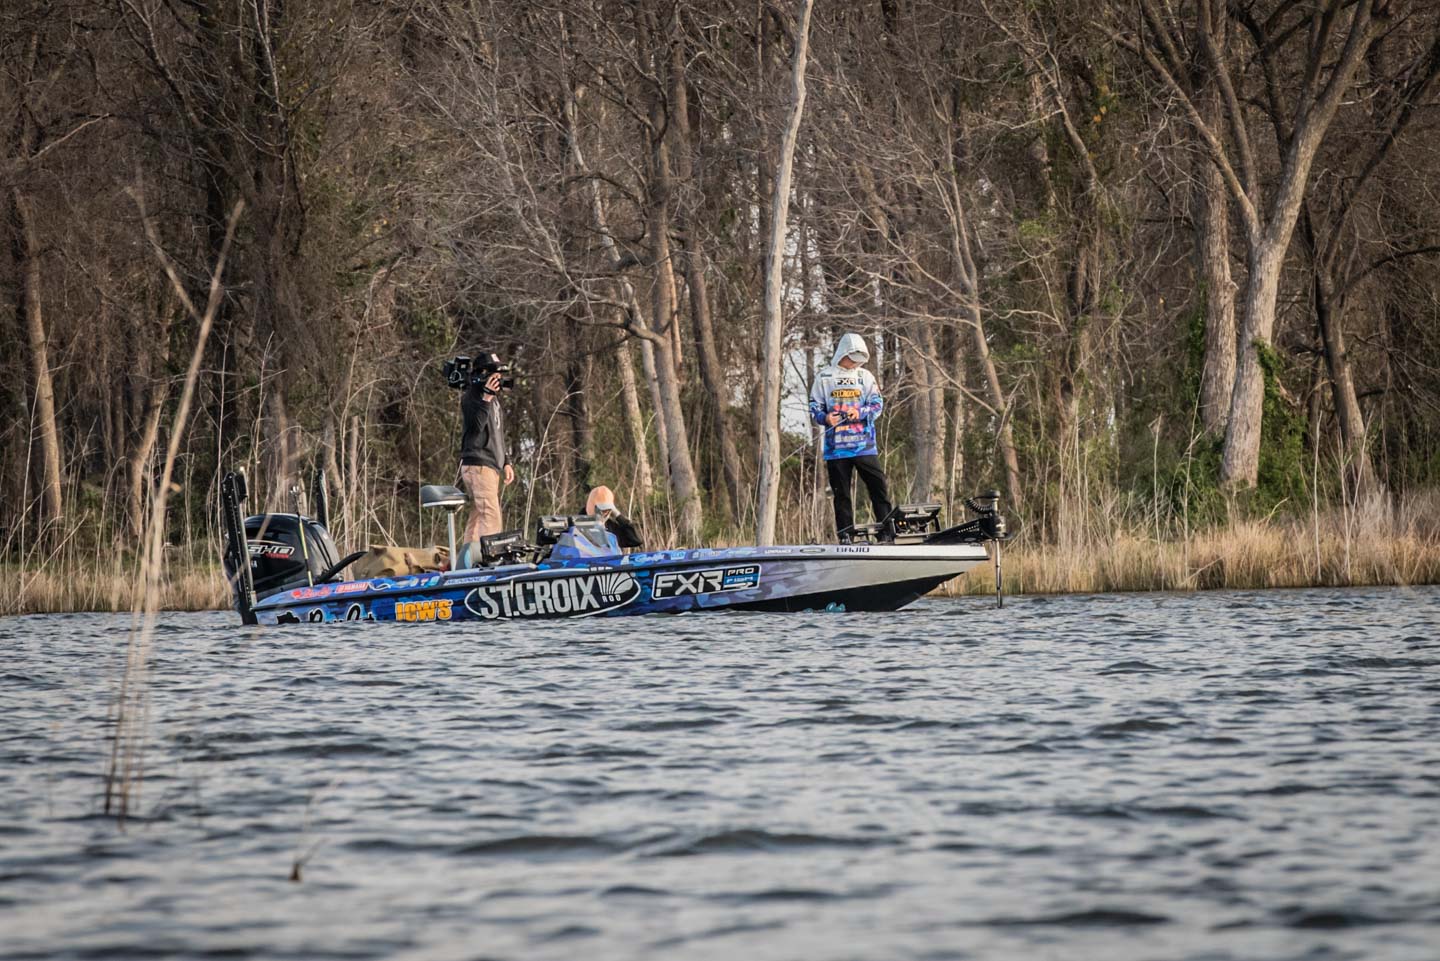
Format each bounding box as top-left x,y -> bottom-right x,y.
5,4 -> 1440,627
7,493 -> 1437,617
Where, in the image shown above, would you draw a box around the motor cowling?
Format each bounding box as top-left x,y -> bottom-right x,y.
223,513 -> 341,598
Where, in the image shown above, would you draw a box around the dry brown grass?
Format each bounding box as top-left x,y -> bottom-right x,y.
948,490 -> 1440,597
2,563 -> 226,615
0,531 -> 229,616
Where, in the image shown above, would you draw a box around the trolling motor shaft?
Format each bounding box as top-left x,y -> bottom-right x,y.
926,489 -> 1012,608
965,490 -> 1007,608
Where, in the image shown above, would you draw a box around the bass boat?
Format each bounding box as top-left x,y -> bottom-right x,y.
220,471 -> 1009,625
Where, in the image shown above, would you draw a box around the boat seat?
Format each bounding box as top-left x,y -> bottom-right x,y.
419,484 -> 467,510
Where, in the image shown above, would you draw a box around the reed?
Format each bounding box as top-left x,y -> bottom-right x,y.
947,489 -> 1440,597
1,561 -> 226,615
95,199 -> 242,824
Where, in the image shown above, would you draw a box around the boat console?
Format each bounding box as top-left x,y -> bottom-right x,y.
458,514 -> 620,569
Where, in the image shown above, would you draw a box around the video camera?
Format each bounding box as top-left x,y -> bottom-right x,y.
443,351 -> 514,392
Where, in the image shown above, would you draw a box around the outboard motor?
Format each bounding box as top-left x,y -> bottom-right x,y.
221,470 -> 347,624
235,513 -> 342,596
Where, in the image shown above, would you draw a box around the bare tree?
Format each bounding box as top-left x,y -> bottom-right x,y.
1111,0 -> 1386,490
4,31 -> 65,530
756,0 -> 815,546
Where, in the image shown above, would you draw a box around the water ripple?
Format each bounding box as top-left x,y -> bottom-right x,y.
4,586 -> 1440,960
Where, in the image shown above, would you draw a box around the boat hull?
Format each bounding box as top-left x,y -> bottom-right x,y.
251,543 -> 989,625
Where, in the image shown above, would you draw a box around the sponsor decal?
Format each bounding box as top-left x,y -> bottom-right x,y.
652,565 -> 761,600
345,603 -> 375,622
395,599 -> 453,622
276,611 -> 301,624
465,571 -> 639,620
308,608 -> 326,623
626,550 -> 686,566
391,573 -> 442,591
290,585 -> 333,600
335,581 -> 369,595
444,575 -> 493,587
835,546 -> 872,554
248,540 -> 295,559
688,548 -> 731,559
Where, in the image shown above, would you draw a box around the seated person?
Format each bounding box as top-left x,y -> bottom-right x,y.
584,485 -> 643,549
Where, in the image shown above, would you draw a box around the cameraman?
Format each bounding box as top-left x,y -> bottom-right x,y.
459,351 -> 515,541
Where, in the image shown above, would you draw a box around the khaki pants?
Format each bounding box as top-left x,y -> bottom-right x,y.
461,465 -> 502,541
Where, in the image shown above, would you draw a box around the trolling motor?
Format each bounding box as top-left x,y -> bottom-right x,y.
924,490 -> 1014,608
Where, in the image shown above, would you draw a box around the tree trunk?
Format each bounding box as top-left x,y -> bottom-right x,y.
643,59 -> 703,541
560,69 -> 657,500
668,16 -> 743,517
968,302 -> 1024,514
909,328 -> 935,502
649,324 -> 702,541
565,318 -> 593,497
1209,0 -> 1377,488
945,323 -> 967,509
636,311 -> 671,473
266,390 -> 295,507
909,321 -> 946,502
1187,4 -> 1237,436
10,188 -> 63,529
942,107 -> 1023,515
927,329 -> 947,503
615,328 -> 655,497
1194,93 -> 1236,435
755,0 -> 815,546
1220,239 -> 1287,488
322,420 -> 342,533
347,414 -> 361,538
127,323 -> 172,538
1307,235 -> 1376,494
1055,224 -> 1099,543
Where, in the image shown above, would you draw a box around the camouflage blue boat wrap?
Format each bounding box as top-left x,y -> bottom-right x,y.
250,543 -> 989,625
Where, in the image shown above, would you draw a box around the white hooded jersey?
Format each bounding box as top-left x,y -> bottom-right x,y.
808,333 -> 884,460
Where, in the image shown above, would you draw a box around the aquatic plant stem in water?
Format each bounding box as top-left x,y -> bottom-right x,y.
103,197 -> 243,822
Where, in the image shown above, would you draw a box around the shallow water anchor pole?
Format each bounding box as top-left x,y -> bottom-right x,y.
222,471 -> 257,625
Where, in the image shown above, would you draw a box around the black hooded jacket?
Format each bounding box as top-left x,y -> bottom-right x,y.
459,385 -> 507,470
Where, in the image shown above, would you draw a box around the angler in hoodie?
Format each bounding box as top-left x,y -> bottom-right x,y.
809,333 -> 894,541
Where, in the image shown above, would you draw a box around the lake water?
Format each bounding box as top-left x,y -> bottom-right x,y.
4,588 -> 1440,960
